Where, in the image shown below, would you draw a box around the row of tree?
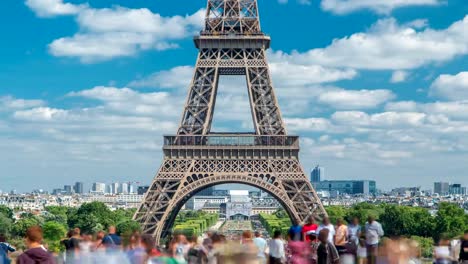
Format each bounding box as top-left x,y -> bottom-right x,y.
258,212 -> 292,237
0,202 -> 141,252
326,202 -> 467,241
173,211 -> 219,237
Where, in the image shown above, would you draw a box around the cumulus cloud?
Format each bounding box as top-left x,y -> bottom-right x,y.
390,70 -> 409,83
318,89 -> 395,109
429,72 -> 468,100
275,16 -> 468,70
25,0 -> 87,17
321,0 -> 443,15
0,96 -> 45,111
26,0 -> 205,62
129,66 -> 194,89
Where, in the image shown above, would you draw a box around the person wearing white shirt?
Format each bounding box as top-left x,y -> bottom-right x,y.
365,216 -> 384,264
268,230 -> 285,264
317,217 -> 336,244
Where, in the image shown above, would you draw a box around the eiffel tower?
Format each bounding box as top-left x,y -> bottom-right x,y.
134,0 -> 327,243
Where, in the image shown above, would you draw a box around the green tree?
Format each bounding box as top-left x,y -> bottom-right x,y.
11,216 -> 43,237
116,220 -> 141,236
325,206 -> 348,224
0,214 -> 13,236
434,202 -> 467,240
68,202 -> 114,233
346,203 -> 384,223
0,205 -> 13,219
43,221 -> 67,241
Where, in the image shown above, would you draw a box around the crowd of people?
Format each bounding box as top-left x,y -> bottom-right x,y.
0,217 -> 467,264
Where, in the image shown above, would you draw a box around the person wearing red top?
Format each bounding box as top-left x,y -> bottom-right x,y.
302,216 -> 319,242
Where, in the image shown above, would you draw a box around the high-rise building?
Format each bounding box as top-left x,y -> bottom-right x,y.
449,184 -> 466,195
434,182 -> 450,195
128,184 -> 135,194
74,182 -> 84,194
120,183 -> 129,194
310,166 -> 324,182
64,185 -> 72,194
110,183 -> 119,194
314,180 -> 377,195
92,182 -> 106,194
137,186 -> 149,195
197,186 -> 214,196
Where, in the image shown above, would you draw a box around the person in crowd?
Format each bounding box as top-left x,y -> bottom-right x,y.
17,226 -> 56,264
434,235 -> 456,264
170,234 -> 190,263
187,236 -> 204,264
0,234 -> 16,264
307,230 -> 320,264
356,237 -> 367,264
79,234 -> 93,254
460,230 -> 468,263
141,234 -> 162,262
302,216 -> 319,242
268,230 -> 285,264
126,233 -> 147,264
252,231 -> 267,264
347,217 -> 361,247
334,218 -> 348,255
93,231 -> 106,251
407,239 -> 422,264
364,216 -> 383,264
240,230 -> 259,264
288,232 -> 310,264
102,226 -> 122,249
317,217 -> 335,244
317,229 -> 339,264
288,222 -> 303,242
207,233 -> 224,264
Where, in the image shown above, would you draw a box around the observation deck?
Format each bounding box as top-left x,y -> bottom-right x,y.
162,134 -> 300,159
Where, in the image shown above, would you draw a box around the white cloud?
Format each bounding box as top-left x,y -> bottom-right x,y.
26,0 -> 206,62
25,0 -> 87,17
129,66 -> 194,89
269,60 -> 357,85
0,96 -> 45,111
318,89 -> 395,109
276,16 -> 468,70
429,72 -> 468,100
390,70 -> 409,83
321,0 -> 443,15
285,118 -> 331,132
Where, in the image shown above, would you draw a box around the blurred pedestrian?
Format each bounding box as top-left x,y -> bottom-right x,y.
102,226 -> 122,250
317,217 -> 335,244
126,233 -> 147,264
0,234 -> 15,264
347,217 -> 361,253
334,218 -> 348,255
364,216 -> 383,264
252,231 -> 267,264
17,226 -> 56,264
307,230 -> 320,264
434,235 -> 454,264
268,230 -> 285,264
288,222 -> 303,242
288,235 -> 309,264
317,229 -> 339,264
460,230 -> 468,264
302,216 -> 318,242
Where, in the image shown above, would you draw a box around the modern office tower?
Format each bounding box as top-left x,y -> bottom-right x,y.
120,183 -> 129,194
128,184 -> 135,194
73,182 -> 84,194
92,182 -> 106,194
310,166 -> 324,183
449,184 -> 466,195
64,185 -> 72,194
137,186 -> 149,195
110,183 -> 119,194
434,182 -> 450,195
314,180 -> 377,195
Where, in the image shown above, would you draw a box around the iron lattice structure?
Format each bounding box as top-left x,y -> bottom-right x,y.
134,0 -> 327,243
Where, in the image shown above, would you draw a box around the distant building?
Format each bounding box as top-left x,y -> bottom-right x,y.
313,180 -> 376,195
434,182 -> 450,195
137,186 -> 149,195
92,182 -> 106,194
128,184 -> 135,194
197,186 -> 214,196
186,196 -> 229,210
310,166 -> 324,183
64,185 -> 73,194
213,190 -> 229,196
120,183 -> 129,194
449,184 -> 466,195
73,182 -> 84,194
391,187 -> 421,197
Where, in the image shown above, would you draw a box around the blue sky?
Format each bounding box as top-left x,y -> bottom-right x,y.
0,0 -> 467,192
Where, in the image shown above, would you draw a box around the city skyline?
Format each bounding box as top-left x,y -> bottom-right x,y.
1,0 -> 468,191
